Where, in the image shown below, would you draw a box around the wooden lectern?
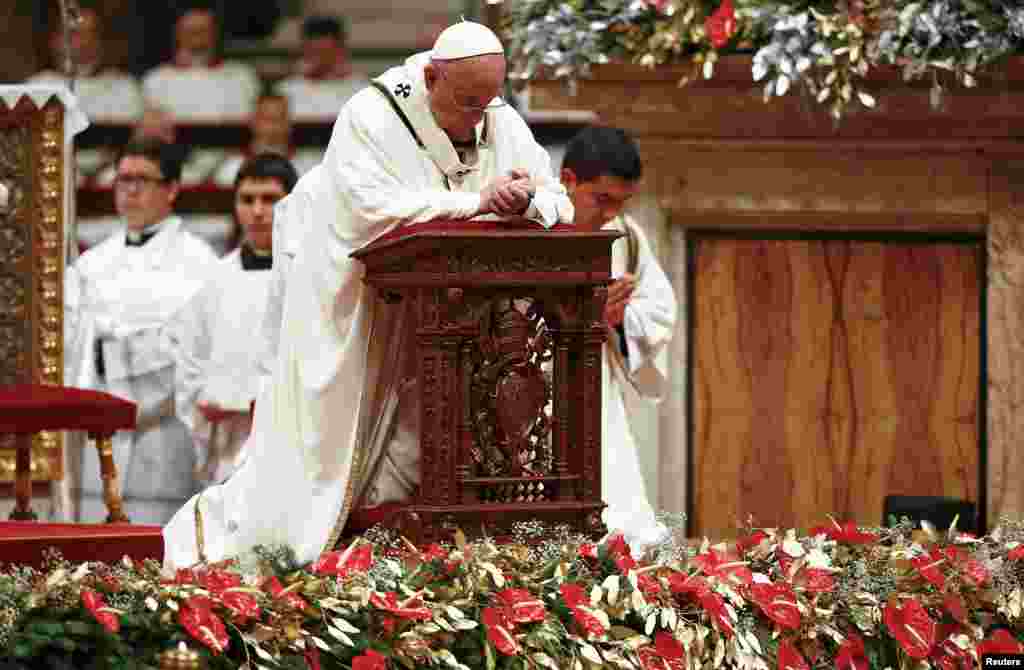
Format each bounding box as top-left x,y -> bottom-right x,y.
351,221 -> 621,543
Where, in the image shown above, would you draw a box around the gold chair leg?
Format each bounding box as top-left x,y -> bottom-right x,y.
9,438 -> 37,521
93,434 -> 129,523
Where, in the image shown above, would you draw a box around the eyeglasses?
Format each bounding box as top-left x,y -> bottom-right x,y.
114,174 -> 168,191
436,69 -> 507,114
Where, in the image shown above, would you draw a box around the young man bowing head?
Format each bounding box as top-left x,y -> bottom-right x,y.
561,126 -> 679,553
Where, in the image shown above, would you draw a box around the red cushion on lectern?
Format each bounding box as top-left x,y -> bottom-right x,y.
0,385 -> 136,435
345,502 -> 405,534
0,521 -> 163,568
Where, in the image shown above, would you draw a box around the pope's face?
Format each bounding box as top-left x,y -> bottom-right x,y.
235,177 -> 287,252
562,171 -> 639,231
425,55 -> 505,143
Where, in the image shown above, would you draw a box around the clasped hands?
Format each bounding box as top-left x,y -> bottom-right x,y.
479,169 -> 534,216
605,273 -> 637,329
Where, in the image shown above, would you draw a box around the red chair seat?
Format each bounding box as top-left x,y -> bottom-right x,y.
0,521 -> 163,568
0,384 -> 136,436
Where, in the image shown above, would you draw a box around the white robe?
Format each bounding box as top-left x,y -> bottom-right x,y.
69,217 -> 221,523
30,69 -> 144,123
274,75 -> 368,121
141,62 -> 260,121
169,249 -> 273,487
601,216 -> 677,550
163,51 -> 572,568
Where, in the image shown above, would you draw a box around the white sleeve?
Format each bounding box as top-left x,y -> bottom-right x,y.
330,104 -> 483,227
167,287 -> 214,435
621,222 -> 677,399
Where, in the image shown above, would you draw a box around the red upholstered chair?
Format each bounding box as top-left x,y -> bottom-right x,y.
0,384 -> 136,523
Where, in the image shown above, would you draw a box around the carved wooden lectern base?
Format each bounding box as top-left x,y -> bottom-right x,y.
351,221 -> 621,544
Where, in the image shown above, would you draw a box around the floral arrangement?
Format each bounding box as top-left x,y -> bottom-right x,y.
2,515 -> 1024,670
505,0 -> 1024,119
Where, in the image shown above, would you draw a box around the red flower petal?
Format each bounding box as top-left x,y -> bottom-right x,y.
655,631 -> 685,660
497,588 -> 546,623
560,583 -> 588,609
977,629 -> 1024,657
351,649 -> 388,670
483,607 -> 520,656
883,599 -> 936,659
752,583 -> 802,630
835,633 -> 868,670
219,590 -> 260,624
700,592 -> 734,638
81,589 -> 120,634
778,639 -> 809,670
179,595 -> 229,655
1007,545 -> 1024,561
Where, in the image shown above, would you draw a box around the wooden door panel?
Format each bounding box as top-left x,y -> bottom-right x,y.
691,237 -> 981,539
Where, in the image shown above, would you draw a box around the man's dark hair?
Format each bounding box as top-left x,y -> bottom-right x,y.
234,152 -> 299,193
302,14 -> 347,45
117,138 -> 185,182
561,126 -> 643,184
174,0 -> 218,22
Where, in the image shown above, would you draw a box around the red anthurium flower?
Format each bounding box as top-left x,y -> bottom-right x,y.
751,582 -> 802,630
496,589 -> 546,623
81,589 -> 120,634
197,567 -> 242,594
351,649 -> 388,670
637,573 -> 663,598
655,631 -> 685,660
883,599 -> 936,659
637,645 -> 686,670
560,583 -> 588,609
911,550 -> 947,589
667,572 -> 710,599
605,533 -> 638,572
179,595 -> 229,655
700,592 -> 734,638
704,0 -> 738,49
809,521 -> 878,545
778,639 -> 809,670
572,606 -> 608,638
219,589 -> 260,624
579,543 -> 598,560
369,591 -> 432,621
693,548 -> 753,587
736,530 -> 769,554
482,606 -> 520,656
835,632 -> 868,670
263,576 -> 309,611
314,544 -> 373,577
977,629 -> 1024,657
1007,545 -> 1024,561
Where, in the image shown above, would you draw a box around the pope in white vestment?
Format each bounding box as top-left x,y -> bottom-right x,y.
163,22 -> 573,568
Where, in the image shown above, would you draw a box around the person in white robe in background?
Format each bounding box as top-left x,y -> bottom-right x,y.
163,21 -> 573,568
141,5 -> 259,121
30,8 -> 144,123
171,154 -> 299,488
211,94 -> 320,187
560,126 -> 678,551
69,138 -> 220,524
274,15 -> 367,121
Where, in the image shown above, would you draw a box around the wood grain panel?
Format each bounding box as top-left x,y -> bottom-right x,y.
637,148 -> 989,216
987,161 -> 1024,525
691,237 -> 981,538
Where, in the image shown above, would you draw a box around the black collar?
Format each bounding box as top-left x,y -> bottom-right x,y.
125,227 -> 159,247
240,244 -> 272,271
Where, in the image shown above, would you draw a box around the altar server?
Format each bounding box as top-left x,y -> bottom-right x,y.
172,153 -> 298,487
69,138 -> 220,523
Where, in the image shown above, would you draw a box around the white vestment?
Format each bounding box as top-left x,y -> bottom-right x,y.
163,51 -> 572,568
169,249 -> 273,487
30,69 -> 144,123
141,62 -> 260,121
274,75 -> 368,121
601,216 -> 677,549
69,217 -> 221,523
